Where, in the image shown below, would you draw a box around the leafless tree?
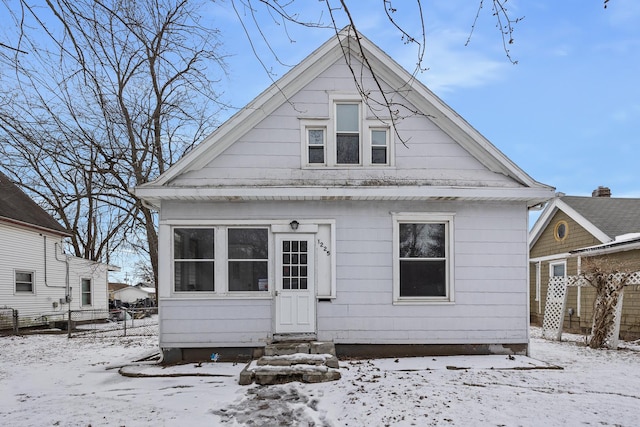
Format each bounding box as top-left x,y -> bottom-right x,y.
579,257 -> 633,349
0,0 -> 225,292
0,0 -> 611,290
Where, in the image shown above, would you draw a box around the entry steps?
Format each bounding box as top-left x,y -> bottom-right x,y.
239,341 -> 341,385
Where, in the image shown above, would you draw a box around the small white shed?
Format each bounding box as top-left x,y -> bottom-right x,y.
112,286 -> 155,304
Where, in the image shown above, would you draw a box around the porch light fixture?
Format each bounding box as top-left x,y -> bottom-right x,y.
290,220 -> 299,231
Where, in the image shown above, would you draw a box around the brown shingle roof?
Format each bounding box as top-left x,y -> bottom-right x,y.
0,170 -> 69,235
561,195 -> 640,239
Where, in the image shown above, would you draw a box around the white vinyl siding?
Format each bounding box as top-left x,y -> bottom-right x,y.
158,201 -> 529,348
1,222 -> 109,325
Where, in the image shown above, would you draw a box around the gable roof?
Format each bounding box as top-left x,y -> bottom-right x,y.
135,27 -> 554,207
0,170 -> 69,236
529,195 -> 640,248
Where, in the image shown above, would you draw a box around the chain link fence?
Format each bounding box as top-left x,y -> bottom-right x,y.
70,307 -> 158,338
0,307 -> 19,334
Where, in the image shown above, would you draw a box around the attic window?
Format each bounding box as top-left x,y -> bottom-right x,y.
554,221 -> 568,242
336,103 -> 360,164
301,96 -> 393,168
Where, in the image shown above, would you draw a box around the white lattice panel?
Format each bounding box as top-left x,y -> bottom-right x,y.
542,276 -> 568,341
542,271 -> 640,347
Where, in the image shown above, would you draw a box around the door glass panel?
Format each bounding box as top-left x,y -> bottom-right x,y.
281,239 -> 309,291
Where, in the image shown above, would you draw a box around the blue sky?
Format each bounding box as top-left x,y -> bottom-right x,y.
209,0 -> 640,199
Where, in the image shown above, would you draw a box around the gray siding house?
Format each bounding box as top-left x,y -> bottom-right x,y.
134,27 -> 554,361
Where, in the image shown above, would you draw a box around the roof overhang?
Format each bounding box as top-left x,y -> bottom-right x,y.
0,215 -> 71,237
134,185 -> 555,209
529,198 -> 611,249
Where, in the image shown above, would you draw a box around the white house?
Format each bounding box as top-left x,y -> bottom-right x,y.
0,171 -> 113,328
134,27 -> 555,362
112,285 -> 156,304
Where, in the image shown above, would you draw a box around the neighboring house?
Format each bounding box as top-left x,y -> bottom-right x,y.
112,285 -> 156,304
0,170 -> 114,328
529,186 -> 640,339
134,27 -> 554,362
108,282 -> 130,301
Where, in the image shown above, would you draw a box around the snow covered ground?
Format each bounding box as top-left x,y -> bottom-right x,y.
1,327 -> 639,426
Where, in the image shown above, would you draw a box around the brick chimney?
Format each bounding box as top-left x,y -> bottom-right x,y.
592,186 -> 611,197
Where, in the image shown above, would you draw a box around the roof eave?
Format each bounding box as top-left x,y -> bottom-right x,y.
0,216 -> 71,237
135,185 -> 555,209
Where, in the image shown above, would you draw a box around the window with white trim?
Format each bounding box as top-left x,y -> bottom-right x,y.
173,228 -> 215,292
172,226 -> 271,294
371,129 -> 388,164
301,96 -> 393,168
549,260 -> 566,279
307,128 -> 325,164
336,103 -> 360,164
228,228 -> 269,292
81,278 -> 92,305
393,213 -> 454,302
15,270 -> 34,293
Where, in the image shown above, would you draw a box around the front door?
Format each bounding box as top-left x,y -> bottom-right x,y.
275,234 -> 316,333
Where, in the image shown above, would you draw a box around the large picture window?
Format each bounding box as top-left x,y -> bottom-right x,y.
393,214 -> 454,302
173,228 -> 215,292
228,228 -> 269,292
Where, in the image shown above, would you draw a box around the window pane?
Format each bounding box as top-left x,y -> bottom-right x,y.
309,146 -> 324,163
15,271 -> 33,292
336,104 -> 359,132
552,264 -> 565,277
372,147 -> 387,164
229,261 -> 268,291
228,228 -> 268,259
174,261 -> 214,291
399,223 -> 445,258
174,228 -> 214,259
16,282 -> 33,292
82,279 -> 91,305
308,129 -> 324,145
372,130 -> 387,145
337,134 -> 359,164
400,260 -> 446,297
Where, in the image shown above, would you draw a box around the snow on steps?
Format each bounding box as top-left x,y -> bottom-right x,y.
239,341 -> 341,385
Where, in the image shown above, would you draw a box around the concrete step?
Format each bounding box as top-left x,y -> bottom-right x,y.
239,341 -> 341,385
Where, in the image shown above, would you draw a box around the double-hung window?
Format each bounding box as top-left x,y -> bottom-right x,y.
393,213 -> 454,303
307,128 -> 326,164
336,103 -> 360,164
228,228 -> 269,292
81,278 -> 92,305
15,270 -> 34,293
173,228 -> 215,292
371,129 -> 388,164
